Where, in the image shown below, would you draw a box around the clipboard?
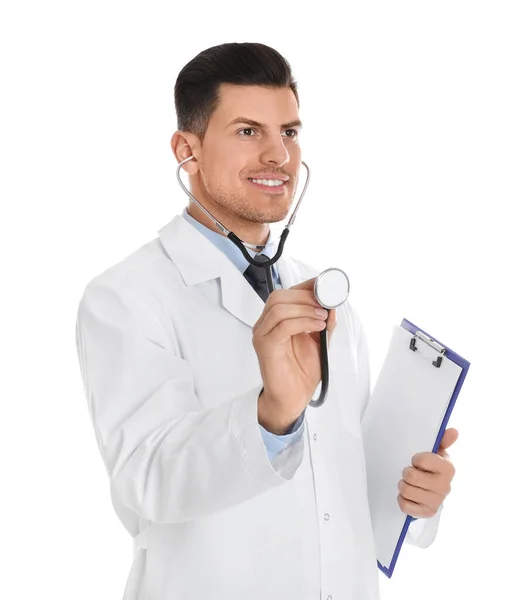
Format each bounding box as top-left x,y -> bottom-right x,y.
362,318 -> 470,578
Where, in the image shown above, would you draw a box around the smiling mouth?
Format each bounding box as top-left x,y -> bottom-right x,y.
248,177 -> 287,187
247,179 -> 287,195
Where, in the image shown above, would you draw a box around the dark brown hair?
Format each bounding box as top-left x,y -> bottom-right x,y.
174,42 -> 298,141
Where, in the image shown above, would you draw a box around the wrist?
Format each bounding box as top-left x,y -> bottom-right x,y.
258,388 -> 295,435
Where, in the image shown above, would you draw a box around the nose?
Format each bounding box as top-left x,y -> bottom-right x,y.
260,134 -> 291,167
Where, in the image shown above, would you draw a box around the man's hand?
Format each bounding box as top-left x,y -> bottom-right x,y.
253,277 -> 337,434
397,428 -> 458,518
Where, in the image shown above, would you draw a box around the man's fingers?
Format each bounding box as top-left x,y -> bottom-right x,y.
327,308 -> 337,335
268,315 -> 328,345
253,278 -> 336,337
258,303 -> 328,337
308,308 -> 337,344
253,287 -> 322,332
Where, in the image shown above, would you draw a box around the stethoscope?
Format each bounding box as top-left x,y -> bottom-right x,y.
176,155 -> 350,407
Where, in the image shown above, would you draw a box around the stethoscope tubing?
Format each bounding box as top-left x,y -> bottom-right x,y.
176,156 -> 329,407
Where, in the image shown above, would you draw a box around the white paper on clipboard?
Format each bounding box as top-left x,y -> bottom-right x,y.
362,325 -> 463,571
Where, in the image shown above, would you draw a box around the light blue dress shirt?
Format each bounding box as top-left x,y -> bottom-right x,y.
181,208 -> 306,462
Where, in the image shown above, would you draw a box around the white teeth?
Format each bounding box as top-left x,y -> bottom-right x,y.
250,178 -> 285,187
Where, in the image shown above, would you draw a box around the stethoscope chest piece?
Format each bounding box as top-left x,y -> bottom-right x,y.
314,268 -> 350,309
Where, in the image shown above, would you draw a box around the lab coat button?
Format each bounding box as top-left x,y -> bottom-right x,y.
327,596 -> 332,600
324,513 -> 330,521
313,433 -> 317,441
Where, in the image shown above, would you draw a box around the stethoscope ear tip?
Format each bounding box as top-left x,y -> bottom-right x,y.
178,155 -> 196,167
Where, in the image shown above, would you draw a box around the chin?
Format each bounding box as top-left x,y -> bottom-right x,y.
260,207 -> 291,224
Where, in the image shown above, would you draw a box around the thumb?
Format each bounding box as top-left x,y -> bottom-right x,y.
437,428 -> 459,456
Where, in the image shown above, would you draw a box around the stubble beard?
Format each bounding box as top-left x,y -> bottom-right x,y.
203,179 -> 294,225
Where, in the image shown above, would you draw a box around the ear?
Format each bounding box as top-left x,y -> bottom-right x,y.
170,131 -> 200,175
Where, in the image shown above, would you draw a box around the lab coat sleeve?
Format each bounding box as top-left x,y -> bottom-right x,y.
75,279 -> 306,525
259,411 -> 306,463
404,504 -> 443,548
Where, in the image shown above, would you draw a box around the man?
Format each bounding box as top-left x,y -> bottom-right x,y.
75,42 -> 457,600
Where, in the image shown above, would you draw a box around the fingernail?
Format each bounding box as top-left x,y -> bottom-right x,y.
315,308 -> 328,317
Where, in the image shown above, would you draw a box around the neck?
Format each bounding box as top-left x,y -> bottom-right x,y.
186,201 -> 270,249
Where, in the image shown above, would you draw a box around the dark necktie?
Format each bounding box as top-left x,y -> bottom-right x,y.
243,253 -> 271,302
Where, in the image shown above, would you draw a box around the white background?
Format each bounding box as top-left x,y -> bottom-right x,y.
1,1 -> 531,598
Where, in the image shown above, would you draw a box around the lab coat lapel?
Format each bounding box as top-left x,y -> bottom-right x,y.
157,214 -> 267,328
276,256 -> 299,289
219,251 -> 300,325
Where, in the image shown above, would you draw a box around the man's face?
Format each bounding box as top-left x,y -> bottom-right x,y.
195,83 -> 302,224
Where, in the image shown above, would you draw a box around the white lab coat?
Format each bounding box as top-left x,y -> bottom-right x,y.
75,213 -> 441,600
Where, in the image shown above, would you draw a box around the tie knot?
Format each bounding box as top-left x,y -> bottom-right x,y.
253,253 -> 270,264
243,253 -> 270,302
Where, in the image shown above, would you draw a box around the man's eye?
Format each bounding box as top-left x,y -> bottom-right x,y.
239,128 -> 255,136
283,129 -> 298,138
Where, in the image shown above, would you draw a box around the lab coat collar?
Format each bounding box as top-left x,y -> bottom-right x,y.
157,213 -> 297,328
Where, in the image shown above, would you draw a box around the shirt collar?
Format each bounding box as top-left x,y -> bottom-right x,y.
181,207 -> 279,275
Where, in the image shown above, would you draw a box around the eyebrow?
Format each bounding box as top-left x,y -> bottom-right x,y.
227,117 -> 303,130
